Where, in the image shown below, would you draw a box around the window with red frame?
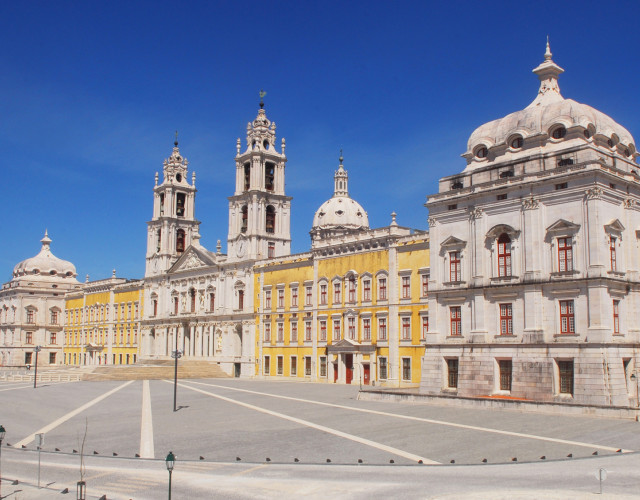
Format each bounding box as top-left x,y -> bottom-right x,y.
363,279 -> 371,301
559,300 -> 575,334
378,317 -> 387,340
50,332 -> 56,344
291,288 -> 298,307
348,276 -> 356,303
497,233 -> 512,277
610,236 -> 617,271
333,319 -> 341,340
421,275 -> 429,297
209,293 -> 215,311
378,278 -> 387,300
277,322 -> 284,342
264,290 -> 271,309
291,322 -> 298,342
268,241 -> 275,258
320,320 -> 327,341
500,303 -> 513,335
450,306 -> 462,336
422,315 -> 429,338
305,286 -> 312,306
320,284 -> 327,305
333,283 -> 341,304
558,237 -> 573,272
305,321 -> 312,341
278,289 -> 284,308
348,317 -> 356,339
449,251 -> 461,282
363,318 -> 371,340
401,317 -> 411,340
613,300 -> 620,334
402,276 -> 411,299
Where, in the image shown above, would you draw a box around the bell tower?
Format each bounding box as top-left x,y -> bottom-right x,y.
227,96 -> 292,261
145,135 -> 200,277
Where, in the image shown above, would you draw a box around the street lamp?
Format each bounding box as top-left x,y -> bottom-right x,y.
631,373 -> 639,413
33,346 -> 42,389
0,425 -> 6,498
165,451 -> 175,500
171,349 -> 183,412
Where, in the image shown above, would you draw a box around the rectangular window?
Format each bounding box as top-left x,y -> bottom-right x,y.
305,286 -> 313,306
348,317 -> 356,339
402,358 -> 411,381
421,275 -> 429,297
447,358 -> 459,388
363,279 -> 371,301
26,331 -> 33,344
558,360 -> 574,395
378,278 -> 387,300
450,306 -> 462,336
559,300 -> 575,334
333,319 -> 341,340
363,318 -> 371,341
26,310 -> 34,324
449,251 -> 461,282
305,321 -> 312,341
421,315 -> 429,338
305,356 -> 311,376
402,276 -> 411,299
378,317 -> 387,340
290,356 -> 297,376
238,290 -> 244,310
265,290 -> 271,309
401,317 -> 411,340
264,356 -> 270,375
613,300 -> 620,334
291,288 -> 298,307
333,283 -> 341,304
497,235 -> 512,277
173,297 -> 179,315
268,242 -> 275,258
278,289 -> 284,308
610,236 -> 617,271
320,284 -> 327,305
277,356 -> 283,375
264,323 -> 271,342
558,237 -> 573,272
277,322 -> 284,342
320,356 -> 327,377
50,332 -> 57,344
153,299 -> 158,316
499,359 -> 512,391
209,293 -> 215,311
320,320 -> 327,341
500,303 -> 513,335
50,310 -> 58,325
379,357 -> 388,380
348,277 -> 356,303
291,321 -> 298,343
25,352 -> 33,365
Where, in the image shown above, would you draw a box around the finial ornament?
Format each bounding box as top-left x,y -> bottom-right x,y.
339,149 -> 344,165
174,130 -> 179,147
259,89 -> 267,109
544,36 -> 552,61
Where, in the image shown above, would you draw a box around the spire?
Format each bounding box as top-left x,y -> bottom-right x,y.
174,130 -> 179,147
334,150 -> 349,197
527,38 -> 564,108
259,89 -> 266,109
40,230 -> 52,252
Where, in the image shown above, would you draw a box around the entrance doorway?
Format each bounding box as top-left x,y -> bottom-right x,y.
363,363 -> 370,385
345,354 -> 353,385
234,362 -> 241,378
333,362 -> 338,383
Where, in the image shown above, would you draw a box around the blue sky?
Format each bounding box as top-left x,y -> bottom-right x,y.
1,1 -> 639,281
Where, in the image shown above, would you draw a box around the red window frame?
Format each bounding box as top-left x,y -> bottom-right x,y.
268,241 -> 275,258
333,283 -> 341,304
26,331 -> 33,343
610,236 -> 617,271
209,293 -> 215,311
333,319 -> 341,340
497,233 -> 512,277
305,286 -> 312,306
401,317 -> 411,340
320,284 -> 327,305
450,306 -> 462,336
378,318 -> 387,340
363,318 -> 371,340
450,251 -> 461,282
278,289 -> 284,308
305,321 -> 312,341
422,315 -> 429,338
402,276 -> 411,299
559,300 -> 575,334
265,290 -> 271,309
291,322 -> 298,342
348,317 -> 356,339
320,320 -> 327,341
291,288 -> 298,307
558,237 -> 573,272
363,279 -> 371,301
499,303 -> 513,335
277,322 -> 284,342
613,300 -> 620,334
421,275 -> 429,297
379,278 -> 387,300
348,277 -> 356,303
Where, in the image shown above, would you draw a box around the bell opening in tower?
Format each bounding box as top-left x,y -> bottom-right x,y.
244,163 -> 250,191
176,193 -> 186,217
266,206 -> 275,234
176,229 -> 185,254
265,162 -> 275,191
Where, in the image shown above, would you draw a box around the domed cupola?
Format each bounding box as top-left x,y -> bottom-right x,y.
311,152 -> 369,242
463,40 -> 637,170
12,231 -> 78,280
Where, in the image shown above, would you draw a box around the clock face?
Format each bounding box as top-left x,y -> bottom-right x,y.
236,239 -> 246,257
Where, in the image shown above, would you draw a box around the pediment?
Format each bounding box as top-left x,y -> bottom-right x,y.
604,219 -> 625,233
170,246 -> 217,273
486,224 -> 520,239
546,219 -> 580,234
441,235 -> 467,248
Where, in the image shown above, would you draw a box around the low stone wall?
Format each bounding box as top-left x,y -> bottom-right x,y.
358,388 -> 640,420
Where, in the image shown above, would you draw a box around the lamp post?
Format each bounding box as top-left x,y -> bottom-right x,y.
171,349 -> 183,412
631,373 -> 639,421
0,424 -> 6,498
33,345 -> 42,389
165,451 -> 175,500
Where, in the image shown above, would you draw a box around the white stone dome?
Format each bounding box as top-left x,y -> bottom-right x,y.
466,43 -> 636,160
13,231 -> 78,279
312,195 -> 369,230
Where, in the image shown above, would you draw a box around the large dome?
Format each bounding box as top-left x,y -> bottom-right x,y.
465,42 -> 637,163
13,231 -> 78,279
311,154 -> 369,239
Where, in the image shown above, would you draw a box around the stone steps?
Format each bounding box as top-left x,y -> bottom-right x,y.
82,360 -> 231,381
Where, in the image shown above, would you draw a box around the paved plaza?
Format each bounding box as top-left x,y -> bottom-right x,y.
1,378 -> 640,498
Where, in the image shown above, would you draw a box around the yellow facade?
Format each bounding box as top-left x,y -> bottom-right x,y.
64,278 -> 143,366
255,231 -> 429,386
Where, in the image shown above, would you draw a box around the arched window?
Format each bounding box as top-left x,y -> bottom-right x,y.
265,162 -> 275,191
176,193 -> 186,217
266,206 -> 275,233
497,233 -> 512,277
176,229 -> 185,254
241,205 -> 248,233
244,163 -> 251,191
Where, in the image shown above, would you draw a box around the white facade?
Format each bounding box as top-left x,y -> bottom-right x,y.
0,232 -> 81,366
140,104 -> 291,377
421,43 -> 640,406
